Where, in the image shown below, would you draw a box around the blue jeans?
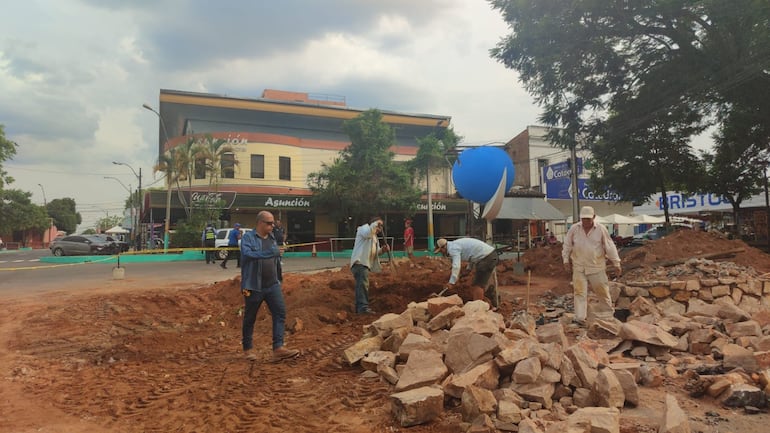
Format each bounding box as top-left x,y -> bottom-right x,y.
242,282 -> 287,351
351,263 -> 370,313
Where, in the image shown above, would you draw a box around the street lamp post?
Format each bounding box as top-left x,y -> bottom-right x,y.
104,176 -> 133,235
142,103 -> 172,253
37,183 -> 46,207
112,162 -> 143,250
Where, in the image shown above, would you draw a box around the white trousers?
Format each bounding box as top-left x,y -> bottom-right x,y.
572,270 -> 613,321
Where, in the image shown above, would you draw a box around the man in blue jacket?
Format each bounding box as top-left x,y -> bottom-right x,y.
220,223 -> 242,269
240,211 -> 299,362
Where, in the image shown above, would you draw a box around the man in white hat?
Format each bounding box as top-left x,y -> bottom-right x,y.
562,206 -> 622,325
434,237 -> 499,307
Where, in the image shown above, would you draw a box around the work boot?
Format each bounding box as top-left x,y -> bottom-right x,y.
272,346 -> 299,361
220,262 -> 227,269
244,348 -> 257,361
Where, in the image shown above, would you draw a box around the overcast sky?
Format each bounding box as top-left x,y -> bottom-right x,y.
0,1 -> 710,232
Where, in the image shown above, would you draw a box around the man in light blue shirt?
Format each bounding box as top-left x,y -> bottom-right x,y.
434,237 -> 499,307
350,216 -> 390,314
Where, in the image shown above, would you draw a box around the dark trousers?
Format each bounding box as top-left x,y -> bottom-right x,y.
204,240 -> 216,263
351,263 -> 370,313
242,282 -> 287,351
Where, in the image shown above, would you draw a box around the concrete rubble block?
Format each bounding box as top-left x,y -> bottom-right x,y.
755,336 -> 770,352
649,286 -> 672,299
343,335 -> 384,365
765,280 -> 770,294
511,380 -> 555,409
620,320 -> 679,348
726,320 -> 762,338
731,287 -> 743,305
659,394 -> 690,433
426,294 -> 463,317
407,301 -> 431,323
712,297 -> 752,321
377,363 -> 400,385
443,360 -> 500,399
628,296 -> 662,321
451,309 -> 506,336
430,328 -> 451,352
360,350 -> 397,372
539,366 -> 562,383
610,368 -> 638,406
609,281 -> 623,302
495,337 -> 540,376
593,367 -> 625,409
706,377 -> 732,398
370,310 -> 413,338
720,383 -> 768,408
497,399 -> 523,424
723,343 -> 759,372
639,364 -> 665,387
568,406 -> 620,433
685,279 -> 701,291
397,332 -> 439,362
700,278 -> 719,287
504,327 -> 536,341
461,384 -> 498,422
710,285 -> 731,298
670,280 -> 687,290
738,278 -> 763,296
390,385 -> 444,427
565,340 -> 610,388
536,322 -> 569,348
495,386 -> 526,406
755,350 -> 770,370
509,310 -> 537,336
540,342 -> 564,370
468,413 -> 496,433
571,387 -> 595,408
738,295 -> 762,315
394,349 -> 449,392
698,288 -> 714,301
757,368 -> 770,388
425,305 -> 464,332
560,353 -> 579,387
463,299 -> 493,314
444,329 -> 499,374
381,326 -> 410,353
685,298 -> 720,317
518,417 -> 545,433
513,356 -> 542,384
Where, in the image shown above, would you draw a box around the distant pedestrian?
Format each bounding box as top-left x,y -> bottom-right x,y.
434,237 -> 499,308
201,222 -> 217,264
220,223 -> 242,269
350,216 -> 390,314
240,211 -> 299,362
562,206 -> 622,325
403,218 -> 415,259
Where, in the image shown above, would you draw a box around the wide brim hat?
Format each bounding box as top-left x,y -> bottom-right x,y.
433,238 -> 447,253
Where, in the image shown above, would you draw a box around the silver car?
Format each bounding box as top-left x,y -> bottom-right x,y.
49,235 -> 118,256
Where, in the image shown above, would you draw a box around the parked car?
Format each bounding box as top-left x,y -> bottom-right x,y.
49,235 -> 119,256
214,227 -> 248,260
96,235 -> 130,252
631,223 -> 692,246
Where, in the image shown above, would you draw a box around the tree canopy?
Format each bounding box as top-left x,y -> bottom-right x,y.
46,198 -> 82,235
489,0 -> 770,215
308,110 -> 421,232
0,125 -> 17,190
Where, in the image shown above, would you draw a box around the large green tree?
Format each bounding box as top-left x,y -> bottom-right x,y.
46,198 -> 82,235
0,125 -> 17,190
489,0 -> 770,200
308,110 -> 420,233
0,189 -> 49,240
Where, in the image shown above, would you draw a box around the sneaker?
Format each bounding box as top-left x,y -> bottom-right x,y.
358,309 -> 377,315
244,349 -> 257,361
272,346 -> 299,361
220,263 -> 227,269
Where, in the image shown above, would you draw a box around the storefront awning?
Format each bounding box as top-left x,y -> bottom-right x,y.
496,197 -> 565,221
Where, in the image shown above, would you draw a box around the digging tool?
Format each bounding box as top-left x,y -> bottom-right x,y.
379,225 -> 396,271
525,270 -> 531,313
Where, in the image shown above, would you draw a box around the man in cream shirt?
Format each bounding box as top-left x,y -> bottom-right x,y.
562,206 -> 622,325
350,216 -> 390,314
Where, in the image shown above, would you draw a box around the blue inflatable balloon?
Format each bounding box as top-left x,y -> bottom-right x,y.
452,147 -> 515,203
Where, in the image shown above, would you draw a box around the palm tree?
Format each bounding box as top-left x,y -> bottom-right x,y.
198,134 -> 238,192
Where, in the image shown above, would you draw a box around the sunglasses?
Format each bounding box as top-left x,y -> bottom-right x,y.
261,220 -> 275,226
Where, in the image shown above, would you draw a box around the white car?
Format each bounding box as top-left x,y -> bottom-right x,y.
214,227 -> 248,260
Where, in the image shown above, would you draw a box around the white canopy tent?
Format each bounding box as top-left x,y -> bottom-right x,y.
603,213 -> 639,225
105,226 -> 130,234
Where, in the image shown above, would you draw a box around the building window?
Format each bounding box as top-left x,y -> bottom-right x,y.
250,154 -> 264,179
221,153 -> 235,179
194,158 -> 206,179
279,156 -> 291,180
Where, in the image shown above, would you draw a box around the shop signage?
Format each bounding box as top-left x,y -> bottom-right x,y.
264,196 -> 311,208
188,191 -> 237,209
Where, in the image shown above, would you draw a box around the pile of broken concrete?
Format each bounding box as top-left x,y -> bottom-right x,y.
343,288 -> 770,432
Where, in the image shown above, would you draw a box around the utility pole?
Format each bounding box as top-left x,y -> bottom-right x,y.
570,143 -> 580,223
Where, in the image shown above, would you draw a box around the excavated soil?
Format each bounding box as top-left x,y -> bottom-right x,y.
1,230 -> 770,432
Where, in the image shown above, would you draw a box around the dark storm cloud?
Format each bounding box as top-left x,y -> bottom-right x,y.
134,0 -> 447,71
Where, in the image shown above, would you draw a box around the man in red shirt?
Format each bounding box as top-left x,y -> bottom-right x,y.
403,218 -> 415,259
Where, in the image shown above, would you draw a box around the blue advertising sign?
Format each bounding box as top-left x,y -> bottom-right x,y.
543,159 -> 620,202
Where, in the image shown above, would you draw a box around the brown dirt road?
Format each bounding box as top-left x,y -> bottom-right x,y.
1,231 -> 769,432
